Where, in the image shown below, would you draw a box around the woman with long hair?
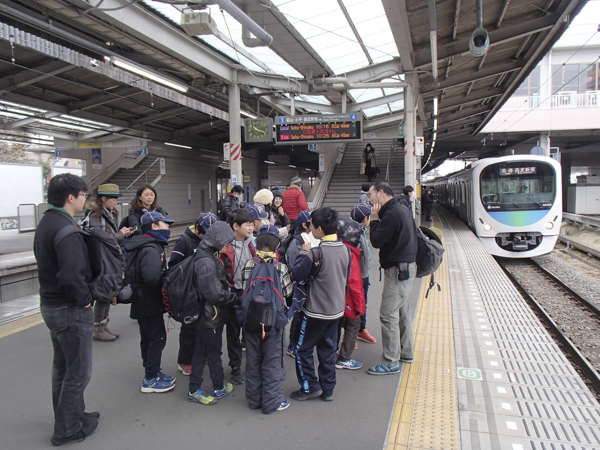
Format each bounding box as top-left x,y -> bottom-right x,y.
81,183 -> 132,341
361,143 -> 377,182
128,184 -> 168,235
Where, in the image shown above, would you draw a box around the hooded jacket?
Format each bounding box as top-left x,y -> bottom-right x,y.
195,222 -> 239,328
81,207 -> 125,243
343,243 -> 365,319
221,237 -> 256,288
169,226 -> 202,268
220,193 -> 241,221
125,234 -> 168,319
281,186 -> 309,221
271,193 -> 290,228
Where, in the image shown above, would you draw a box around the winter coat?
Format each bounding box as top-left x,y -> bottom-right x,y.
421,192 -> 433,207
358,191 -> 368,205
396,194 -> 414,217
281,186 -> 309,221
195,222 -> 239,328
343,243 -> 365,319
220,238 -> 256,288
81,207 -> 125,243
125,234 -> 168,319
128,206 -> 168,235
271,195 -> 290,229
370,199 -> 417,269
220,193 -> 241,221
168,227 -> 202,268
362,148 -> 377,175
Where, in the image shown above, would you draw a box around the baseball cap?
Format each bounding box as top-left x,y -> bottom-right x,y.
297,209 -> 311,226
140,211 -> 174,226
257,224 -> 279,238
244,204 -> 268,221
350,203 -> 372,223
198,212 -> 218,231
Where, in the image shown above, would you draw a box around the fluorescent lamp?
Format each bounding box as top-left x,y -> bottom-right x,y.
264,160 -> 275,164
38,119 -> 93,132
165,142 -> 192,149
433,132 -> 437,141
0,139 -> 31,145
433,97 -> 438,116
241,110 -> 258,119
289,165 -> 296,168
113,58 -> 189,93
433,118 -> 438,130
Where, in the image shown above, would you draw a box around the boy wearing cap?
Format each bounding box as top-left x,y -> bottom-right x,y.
282,176 -> 309,233
169,212 -> 217,376
220,207 -> 257,385
350,204 -> 377,344
241,225 -> 294,414
124,211 -> 177,393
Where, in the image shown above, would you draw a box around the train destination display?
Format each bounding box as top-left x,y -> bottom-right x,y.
275,114 -> 362,144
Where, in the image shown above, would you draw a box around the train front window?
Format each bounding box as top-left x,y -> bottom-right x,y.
480,161 -> 556,211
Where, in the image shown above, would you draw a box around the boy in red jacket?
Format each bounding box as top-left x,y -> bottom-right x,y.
335,218 -> 366,370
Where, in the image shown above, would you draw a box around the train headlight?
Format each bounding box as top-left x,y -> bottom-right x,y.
483,223 -> 492,231
545,222 -> 554,229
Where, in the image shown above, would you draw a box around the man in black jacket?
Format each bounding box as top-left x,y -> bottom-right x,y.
220,185 -> 244,221
34,173 -> 99,446
367,182 -> 417,375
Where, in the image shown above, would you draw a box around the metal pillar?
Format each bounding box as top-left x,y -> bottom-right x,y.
404,73 -> 416,194
539,132 -> 551,157
229,70 -> 243,187
290,95 -> 295,115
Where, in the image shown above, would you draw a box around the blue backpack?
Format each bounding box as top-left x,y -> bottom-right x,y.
241,257 -> 287,338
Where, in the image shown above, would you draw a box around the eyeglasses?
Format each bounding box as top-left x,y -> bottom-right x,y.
77,193 -> 86,197
366,192 -> 376,198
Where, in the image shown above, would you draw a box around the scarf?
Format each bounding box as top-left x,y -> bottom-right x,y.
145,229 -> 171,245
256,250 -> 276,263
321,234 -> 338,242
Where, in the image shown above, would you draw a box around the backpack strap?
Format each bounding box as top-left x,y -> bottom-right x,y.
183,232 -> 192,258
54,225 -> 83,248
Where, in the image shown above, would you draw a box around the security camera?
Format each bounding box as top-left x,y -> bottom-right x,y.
469,28 -> 489,57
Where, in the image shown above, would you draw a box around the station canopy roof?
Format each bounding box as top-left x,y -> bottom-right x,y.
0,0 -> 589,170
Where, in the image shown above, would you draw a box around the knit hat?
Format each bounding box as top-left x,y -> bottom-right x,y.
97,183 -> 122,197
297,209 -> 311,226
290,176 -> 302,186
350,203 -> 372,223
140,210 -> 174,226
272,190 -> 283,205
337,217 -> 361,248
257,224 -> 279,238
253,188 -> 274,205
198,212 -> 218,232
244,204 -> 268,221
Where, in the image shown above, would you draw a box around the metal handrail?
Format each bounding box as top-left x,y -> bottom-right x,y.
86,152 -> 128,187
310,144 -> 347,209
385,142 -> 396,183
123,157 -> 161,194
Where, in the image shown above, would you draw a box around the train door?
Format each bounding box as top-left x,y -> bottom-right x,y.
467,181 -> 473,227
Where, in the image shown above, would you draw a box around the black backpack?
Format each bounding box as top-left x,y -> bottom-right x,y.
117,241 -> 154,304
54,226 -> 126,304
241,257 -> 287,338
162,250 -> 210,324
415,225 -> 445,298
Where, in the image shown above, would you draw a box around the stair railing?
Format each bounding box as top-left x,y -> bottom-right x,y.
86,152 -> 146,193
309,144 -> 347,209
385,142 -> 396,183
123,157 -> 161,196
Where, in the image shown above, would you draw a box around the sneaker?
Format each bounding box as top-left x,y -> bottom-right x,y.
277,398 -> 290,411
367,363 -> 401,375
141,377 -> 175,393
357,329 -> 377,344
335,359 -> 363,370
291,388 -> 323,401
231,367 -> 244,385
178,364 -> 192,376
157,371 -> 176,383
286,345 -> 296,358
213,383 -> 233,399
51,417 -> 99,446
321,392 -> 334,402
400,357 -> 414,363
354,343 -> 358,350
188,389 -> 217,405
83,411 -> 100,419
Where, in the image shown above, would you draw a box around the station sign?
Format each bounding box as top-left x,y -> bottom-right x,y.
275,114 -> 362,144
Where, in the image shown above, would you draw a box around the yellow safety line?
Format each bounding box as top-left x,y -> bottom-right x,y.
386,221 -> 459,450
0,313 -> 44,339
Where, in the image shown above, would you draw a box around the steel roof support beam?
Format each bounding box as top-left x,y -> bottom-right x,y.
349,92 -> 405,113
2,112 -> 60,130
437,105 -> 493,125
438,88 -> 503,111
69,87 -> 141,112
0,61 -> 72,94
421,62 -> 523,93
338,0 -> 373,64
275,98 -> 338,114
169,120 -> 227,140
129,107 -> 190,126
452,0 -> 462,41
437,125 -> 477,140
363,112 -> 405,131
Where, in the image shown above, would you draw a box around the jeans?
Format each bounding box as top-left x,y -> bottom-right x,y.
137,315 -> 166,380
41,304 -> 93,440
338,316 -> 360,361
380,263 -> 416,366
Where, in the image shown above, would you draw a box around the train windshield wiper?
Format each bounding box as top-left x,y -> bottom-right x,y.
512,202 -> 521,208
526,196 -> 543,207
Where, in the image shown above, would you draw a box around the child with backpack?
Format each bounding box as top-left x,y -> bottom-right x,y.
168,212 -> 218,377
220,207 -> 257,385
350,203 -> 377,344
335,218 -> 365,370
188,222 -> 239,405
241,225 -> 294,414
290,207 -> 350,402
124,211 -> 177,393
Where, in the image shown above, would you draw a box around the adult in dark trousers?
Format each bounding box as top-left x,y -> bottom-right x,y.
362,143 -> 378,182
220,185 -> 245,222
34,173 -> 99,446
366,182 -> 417,375
396,185 -> 415,217
421,188 -> 433,221
126,184 -> 168,235
282,176 -> 309,233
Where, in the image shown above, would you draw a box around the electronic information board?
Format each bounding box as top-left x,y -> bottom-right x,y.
275,114 -> 362,144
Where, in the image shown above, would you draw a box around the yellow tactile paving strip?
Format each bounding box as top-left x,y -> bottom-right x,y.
0,313 -> 43,339
386,223 -> 459,450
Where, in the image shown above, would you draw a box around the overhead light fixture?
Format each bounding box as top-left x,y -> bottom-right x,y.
433,97 -> 438,116
0,139 -> 31,145
433,132 -> 437,141
165,142 -> 192,149
264,160 -> 275,164
113,58 -> 189,93
241,110 -> 258,119
433,118 -> 438,130
289,165 -> 296,168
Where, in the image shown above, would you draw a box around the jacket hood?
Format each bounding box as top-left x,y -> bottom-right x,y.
343,242 -> 360,257
272,191 -> 284,206
124,234 -> 162,251
197,221 -> 234,253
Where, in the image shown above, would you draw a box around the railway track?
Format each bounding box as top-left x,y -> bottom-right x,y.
497,257 -> 600,395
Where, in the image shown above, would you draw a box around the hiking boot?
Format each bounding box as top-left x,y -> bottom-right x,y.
103,318 -> 119,338
357,329 -> 377,344
291,388 -> 323,401
188,389 -> 217,405
231,367 -> 244,385
93,323 -> 116,342
213,383 -> 233,399
141,377 -> 175,393
286,345 -> 296,359
335,359 -> 363,370
51,417 -> 98,446
178,364 -> 192,376
157,371 -> 176,383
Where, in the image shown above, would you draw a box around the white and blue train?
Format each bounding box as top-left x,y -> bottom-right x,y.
429,155 -> 562,258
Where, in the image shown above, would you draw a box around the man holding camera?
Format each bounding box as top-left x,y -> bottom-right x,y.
366,182 -> 417,375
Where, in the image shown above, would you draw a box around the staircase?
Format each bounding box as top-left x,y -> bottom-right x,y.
322,139 -> 405,217
106,156 -> 162,204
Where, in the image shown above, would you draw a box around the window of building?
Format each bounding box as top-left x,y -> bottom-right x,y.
515,66 -> 541,96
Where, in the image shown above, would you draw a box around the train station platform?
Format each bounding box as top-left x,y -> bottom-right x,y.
2,207 -> 600,449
